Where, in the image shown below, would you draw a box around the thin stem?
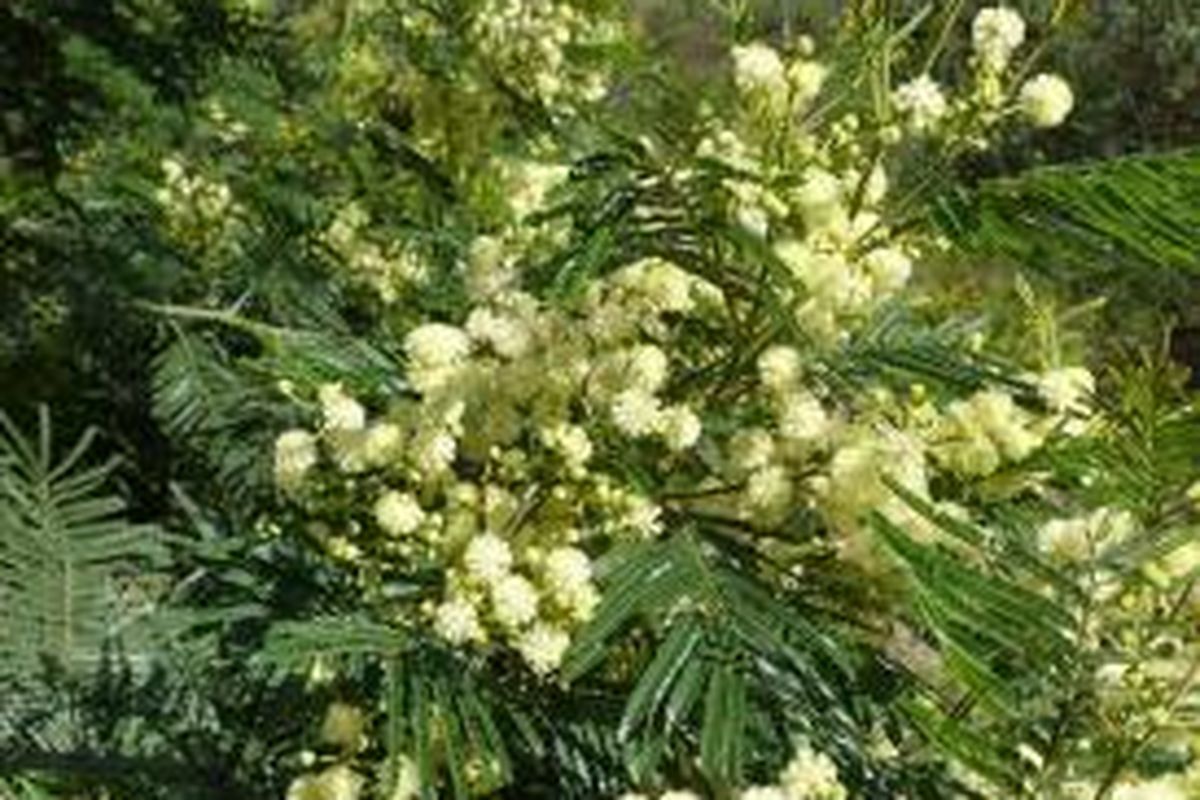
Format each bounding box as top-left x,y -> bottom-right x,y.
135,301 -> 287,345
923,0 -> 967,76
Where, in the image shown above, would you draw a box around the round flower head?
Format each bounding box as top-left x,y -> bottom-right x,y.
541,422 -> 593,471
374,490 -> 425,537
1161,540 -> 1200,581
467,235 -> 516,299
731,42 -> 788,110
787,58 -> 828,108
892,75 -> 947,132
657,404 -> 702,451
862,162 -> 889,206
971,389 -> 1043,461
626,344 -> 669,393
318,383 -> 366,431
611,389 -> 662,438
286,764 -> 365,800
648,261 -> 700,314
563,582 -> 600,622
791,250 -> 860,309
543,546 -> 592,596
824,426 -> 929,536
745,465 -> 793,519
490,573 -> 539,629
361,422 -> 403,466
1110,777 -> 1188,800
793,167 -> 844,228
757,345 -> 802,394
404,323 -> 472,393
1087,506 -> 1136,547
780,743 -> 846,799
621,495 -> 663,537
466,307 -> 531,359
729,428 -> 776,473
1038,517 -> 1092,562
516,622 -> 570,675
777,391 -> 829,443
507,161 -> 570,220
274,429 -> 318,490
433,596 -> 484,644
319,701 -> 366,752
1038,366 -> 1094,414
415,430 -> 457,476
972,6 -> 1026,69
463,532 -> 514,584
1019,73 -> 1074,128
862,247 -> 912,294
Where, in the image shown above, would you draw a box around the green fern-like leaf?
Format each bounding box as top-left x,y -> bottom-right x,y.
565,531 -> 863,788
935,149 -> 1200,291
0,406 -> 160,680
258,616 -> 409,668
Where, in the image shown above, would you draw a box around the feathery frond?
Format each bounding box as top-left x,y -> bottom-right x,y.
935,149 -> 1200,294
0,406 -> 160,680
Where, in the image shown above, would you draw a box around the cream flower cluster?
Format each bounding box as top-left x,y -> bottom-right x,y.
599,343 -> 701,450
923,363 -> 1096,478
275,429 -> 319,491
710,356 -> 1092,569
891,7 -> 1072,137
971,6 -> 1026,71
745,742 -> 848,800
322,203 -> 429,303
697,345 -> 835,529
731,40 -> 827,121
1031,765 -> 1200,800
433,530 -> 599,676
928,388 -> 1046,477
1037,506 -> 1136,563
272,8 -> 1093,685
700,111 -> 914,340
272,252 -> 723,673
285,701 -> 421,800
1108,776 -> 1194,800
499,159 -> 573,224
467,158 -> 575,301
1018,489 -> 1200,800
707,35 -> 984,342
274,112 -> 1096,675
1019,73 -> 1075,129
818,424 -> 933,557
286,764 -> 364,800
892,75 -> 948,133
155,155 -> 237,242
471,0 -> 612,105
618,742 -> 846,800
1037,366 -> 1094,415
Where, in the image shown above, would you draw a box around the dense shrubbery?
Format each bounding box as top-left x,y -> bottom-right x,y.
1,2 -> 1198,799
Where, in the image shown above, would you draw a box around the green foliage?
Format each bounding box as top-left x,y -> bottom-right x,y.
0,406 -> 161,680
2,1 -> 1199,799
564,532 -> 868,791
872,509 -> 1071,790
935,149 -> 1200,303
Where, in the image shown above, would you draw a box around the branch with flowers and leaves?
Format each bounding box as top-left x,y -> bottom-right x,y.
2,1 -> 1199,799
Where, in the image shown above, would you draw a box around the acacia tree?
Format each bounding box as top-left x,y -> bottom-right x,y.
1,1 -> 1198,799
